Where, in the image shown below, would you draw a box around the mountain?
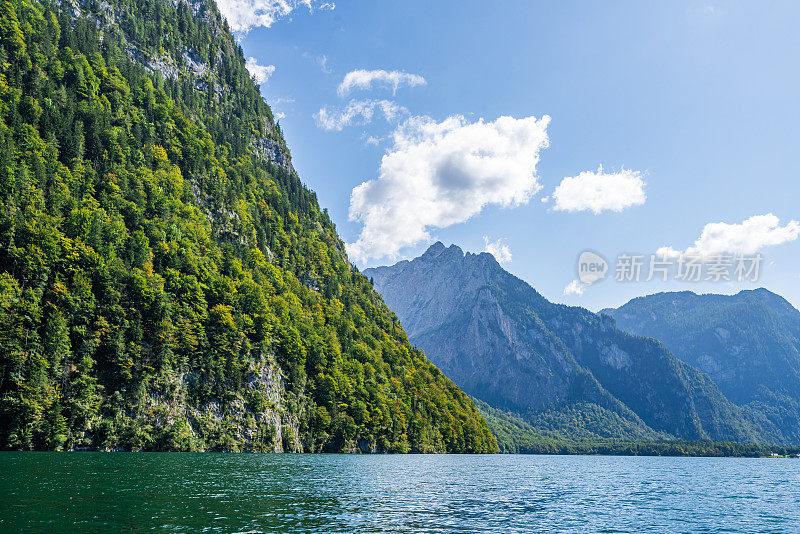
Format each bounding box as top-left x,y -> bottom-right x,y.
0,0 -> 497,452
365,243 -> 786,448
603,289 -> 800,442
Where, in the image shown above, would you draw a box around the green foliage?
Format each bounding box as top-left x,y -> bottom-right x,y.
475,399 -> 800,457
0,0 -> 497,453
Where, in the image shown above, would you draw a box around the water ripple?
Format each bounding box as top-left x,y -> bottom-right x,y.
1,453 -> 799,533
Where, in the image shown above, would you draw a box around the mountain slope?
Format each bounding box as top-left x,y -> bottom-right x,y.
604,289 -> 800,442
0,0 -> 496,452
365,243 -> 782,445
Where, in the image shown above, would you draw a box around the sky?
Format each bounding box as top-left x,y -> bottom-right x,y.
226,0 -> 800,311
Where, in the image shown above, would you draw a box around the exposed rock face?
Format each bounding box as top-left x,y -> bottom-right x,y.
604,289 -> 800,442
253,137 -> 294,172
365,243 -> 785,444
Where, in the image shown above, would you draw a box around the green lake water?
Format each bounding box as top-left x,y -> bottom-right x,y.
2,453 -> 799,532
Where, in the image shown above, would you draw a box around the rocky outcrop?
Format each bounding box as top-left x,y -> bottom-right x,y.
253,137 -> 294,172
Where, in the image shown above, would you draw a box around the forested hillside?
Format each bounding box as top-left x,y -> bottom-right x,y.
0,0 -> 497,452
473,399 -> 800,457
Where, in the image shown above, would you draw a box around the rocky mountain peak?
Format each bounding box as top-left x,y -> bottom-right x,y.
422,241 -> 446,256
420,242 -> 463,261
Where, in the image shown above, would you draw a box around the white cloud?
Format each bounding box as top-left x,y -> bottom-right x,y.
314,99 -> 407,131
563,280 -> 586,296
657,213 -> 800,259
303,52 -> 332,74
338,69 -> 427,97
363,135 -> 382,146
552,166 -> 646,214
217,0 -> 334,36
346,114 -> 550,262
316,54 -> 332,74
274,111 -> 286,120
245,57 -> 275,84
482,236 -> 512,264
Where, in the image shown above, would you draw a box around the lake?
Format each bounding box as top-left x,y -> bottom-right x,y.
1,453 -> 799,533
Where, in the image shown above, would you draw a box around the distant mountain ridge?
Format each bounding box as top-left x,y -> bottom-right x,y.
604,289 -> 800,442
365,243 -> 791,447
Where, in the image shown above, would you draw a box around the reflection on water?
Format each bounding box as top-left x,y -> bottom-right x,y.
1,453 -> 799,533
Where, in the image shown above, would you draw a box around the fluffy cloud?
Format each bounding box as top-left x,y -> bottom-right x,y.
338,69 -> 427,96
217,0 -> 334,36
563,280 -> 586,296
314,100 -> 407,131
315,54 -> 332,74
346,114 -> 551,262
552,166 -> 646,214
657,213 -> 800,259
482,237 -> 512,264
245,57 -> 275,84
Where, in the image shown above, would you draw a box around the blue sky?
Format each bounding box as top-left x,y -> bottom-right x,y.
229,0 -> 800,311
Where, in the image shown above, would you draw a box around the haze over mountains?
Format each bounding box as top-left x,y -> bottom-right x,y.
365,243 -> 800,449
604,289 -> 800,443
